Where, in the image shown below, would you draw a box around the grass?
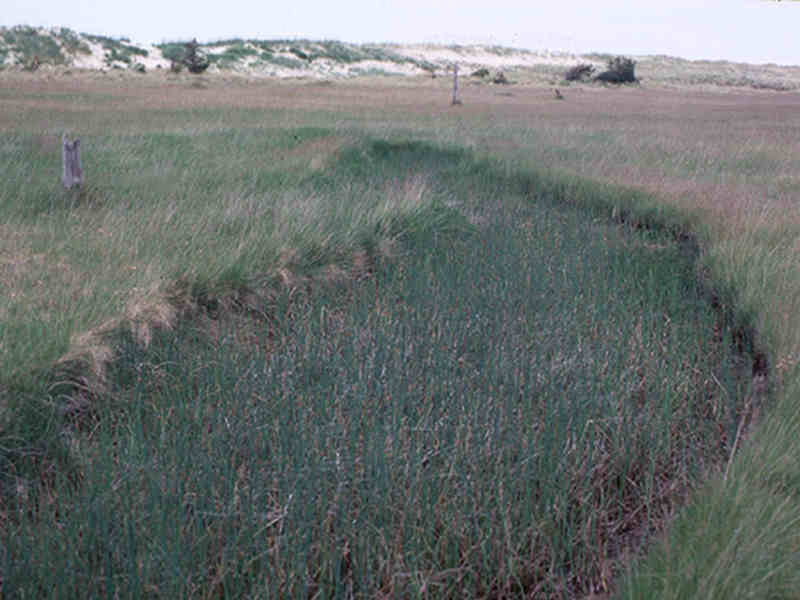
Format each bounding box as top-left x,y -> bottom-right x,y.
634,55 -> 800,91
1,71 -> 800,598
0,127 -> 431,391
1,139 -> 755,598
0,26 -> 65,65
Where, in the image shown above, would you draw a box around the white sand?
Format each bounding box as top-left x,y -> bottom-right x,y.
401,45 -> 582,69
70,40 -> 109,69
70,39 -> 170,70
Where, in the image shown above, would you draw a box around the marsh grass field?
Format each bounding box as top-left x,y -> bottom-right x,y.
1,67 -> 800,598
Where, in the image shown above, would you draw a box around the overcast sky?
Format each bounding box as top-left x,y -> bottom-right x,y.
3,0 -> 799,65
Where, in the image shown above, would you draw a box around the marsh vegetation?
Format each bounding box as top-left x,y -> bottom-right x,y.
1,72 -> 799,598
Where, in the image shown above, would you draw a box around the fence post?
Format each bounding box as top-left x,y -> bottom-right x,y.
62,134 -> 82,189
452,64 -> 460,105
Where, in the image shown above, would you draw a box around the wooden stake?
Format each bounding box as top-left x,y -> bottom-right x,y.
452,64 -> 461,105
62,134 -> 82,189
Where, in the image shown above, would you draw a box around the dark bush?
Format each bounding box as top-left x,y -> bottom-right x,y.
471,67 -> 490,78
595,55 -> 637,84
595,70 -> 623,83
564,63 -> 595,82
289,47 -> 310,61
183,39 -> 209,74
492,71 -> 509,85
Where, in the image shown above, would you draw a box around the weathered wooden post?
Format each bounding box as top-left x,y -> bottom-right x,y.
451,63 -> 461,105
62,134 -> 82,189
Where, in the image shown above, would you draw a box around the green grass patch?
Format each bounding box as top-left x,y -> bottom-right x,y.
1,140 -> 754,598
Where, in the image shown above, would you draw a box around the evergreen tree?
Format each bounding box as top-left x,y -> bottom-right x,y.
183,39 -> 209,74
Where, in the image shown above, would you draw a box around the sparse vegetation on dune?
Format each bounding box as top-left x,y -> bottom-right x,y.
1,48 -> 800,598
0,25 -> 66,66
2,25 -> 798,90
84,33 -> 149,66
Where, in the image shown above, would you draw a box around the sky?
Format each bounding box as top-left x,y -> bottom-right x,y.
3,0 -> 800,65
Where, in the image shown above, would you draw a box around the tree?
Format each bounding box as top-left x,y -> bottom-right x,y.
595,56 -> 637,84
183,39 -> 209,74
564,63 -> 595,82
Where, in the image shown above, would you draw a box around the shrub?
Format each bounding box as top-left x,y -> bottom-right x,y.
471,67 -> 490,78
595,55 -> 637,84
492,71 -> 509,84
159,42 -> 186,63
564,63 -> 595,82
183,39 -> 209,74
289,46 -> 310,61
158,39 -> 208,72
595,70 -> 624,83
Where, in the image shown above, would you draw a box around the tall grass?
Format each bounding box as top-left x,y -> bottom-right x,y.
0,132 -> 456,515
1,140 -> 754,597
0,128 -> 403,389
